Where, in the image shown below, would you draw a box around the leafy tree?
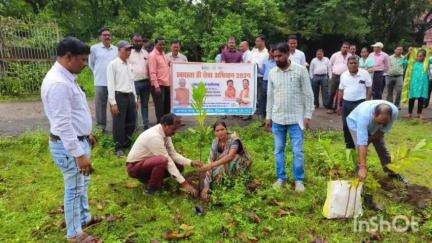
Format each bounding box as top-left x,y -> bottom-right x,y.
1,0 -> 432,60
368,0 -> 432,49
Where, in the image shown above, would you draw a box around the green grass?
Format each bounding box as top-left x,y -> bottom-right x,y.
0,121 -> 431,242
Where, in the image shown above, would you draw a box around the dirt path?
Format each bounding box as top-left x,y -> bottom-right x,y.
0,99 -> 430,136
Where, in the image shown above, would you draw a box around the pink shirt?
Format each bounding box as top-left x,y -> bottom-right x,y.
368,51 -> 389,72
330,51 -> 352,75
148,49 -> 170,87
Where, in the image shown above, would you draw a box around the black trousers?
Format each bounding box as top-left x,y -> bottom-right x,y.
408,98 -> 425,114
342,99 -> 365,149
256,77 -> 267,119
372,71 -> 385,99
151,85 -> 171,123
326,74 -> 340,110
311,74 -> 329,108
425,80 -> 432,108
113,92 -> 137,150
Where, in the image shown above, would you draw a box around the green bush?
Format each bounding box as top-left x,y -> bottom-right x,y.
0,62 -> 50,96
0,63 -> 94,97
77,67 -> 95,97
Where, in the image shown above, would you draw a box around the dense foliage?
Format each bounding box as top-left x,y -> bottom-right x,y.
1,0 -> 431,61
0,120 -> 431,241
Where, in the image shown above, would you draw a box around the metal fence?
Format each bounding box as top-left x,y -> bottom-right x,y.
0,17 -> 59,96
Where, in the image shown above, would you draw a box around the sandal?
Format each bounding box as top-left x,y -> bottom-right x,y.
68,232 -> 102,243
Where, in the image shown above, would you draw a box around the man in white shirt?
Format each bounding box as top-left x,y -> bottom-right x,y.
107,40 -> 138,157
89,27 -> 118,132
126,114 -> 204,195
309,49 -> 331,108
240,41 -> 252,63
327,41 -> 352,113
129,34 -> 151,129
166,40 -> 188,63
287,35 -> 307,66
251,35 -> 269,120
41,37 -> 100,242
337,55 -> 372,151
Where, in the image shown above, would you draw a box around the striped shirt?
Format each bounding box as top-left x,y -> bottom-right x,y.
266,62 -> 315,125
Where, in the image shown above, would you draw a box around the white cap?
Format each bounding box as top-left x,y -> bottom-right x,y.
371,42 -> 384,48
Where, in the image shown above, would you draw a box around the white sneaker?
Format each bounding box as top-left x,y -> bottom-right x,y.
272,179 -> 286,189
295,181 -> 305,192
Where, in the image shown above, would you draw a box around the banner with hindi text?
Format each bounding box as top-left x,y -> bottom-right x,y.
171,62 -> 257,116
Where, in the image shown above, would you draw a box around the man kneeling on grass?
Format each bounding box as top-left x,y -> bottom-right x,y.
126,113 -> 204,196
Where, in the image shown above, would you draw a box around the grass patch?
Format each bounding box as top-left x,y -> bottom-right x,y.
0,121 -> 431,242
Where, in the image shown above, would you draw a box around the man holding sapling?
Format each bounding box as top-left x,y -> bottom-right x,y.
126,113 -> 204,196
346,100 -> 407,183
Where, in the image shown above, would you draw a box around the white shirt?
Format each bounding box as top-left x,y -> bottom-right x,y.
330,51 -> 352,75
127,124 -> 192,183
251,47 -> 269,77
107,57 -> 137,105
289,49 -> 307,66
339,69 -> 372,101
309,57 -> 331,78
41,62 -> 92,157
129,48 -> 149,81
242,49 -> 253,63
166,52 -> 188,63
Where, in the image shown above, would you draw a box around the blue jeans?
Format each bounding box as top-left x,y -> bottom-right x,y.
49,139 -> 92,239
272,123 -> 305,181
135,79 -> 151,127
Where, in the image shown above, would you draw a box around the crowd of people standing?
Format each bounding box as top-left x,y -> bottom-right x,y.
89,28 -> 190,157
39,27 -> 430,241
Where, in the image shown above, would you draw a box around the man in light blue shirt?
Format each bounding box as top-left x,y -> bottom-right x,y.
89,27 -> 118,132
259,44 -> 276,121
347,100 -> 404,182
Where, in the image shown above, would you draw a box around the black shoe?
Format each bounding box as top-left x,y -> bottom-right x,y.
389,173 -> 409,185
363,194 -> 383,211
145,187 -> 158,195
241,115 -> 253,121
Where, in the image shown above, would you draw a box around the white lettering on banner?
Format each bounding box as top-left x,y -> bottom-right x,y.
170,63 -> 257,116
